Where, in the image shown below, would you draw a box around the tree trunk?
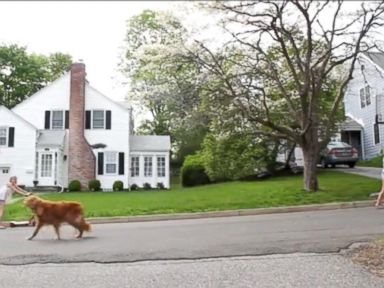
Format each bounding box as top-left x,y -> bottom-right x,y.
302,145 -> 319,192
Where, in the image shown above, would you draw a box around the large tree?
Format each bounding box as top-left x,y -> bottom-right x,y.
0,44 -> 72,108
120,10 -> 208,165
194,0 -> 384,191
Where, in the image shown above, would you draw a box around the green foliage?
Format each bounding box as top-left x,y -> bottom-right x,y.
130,183 -> 139,191
68,180 -> 81,192
113,180 -> 124,191
200,131 -> 281,182
88,179 -> 101,191
181,154 -> 210,187
157,182 -> 165,189
0,44 -> 72,108
143,182 -> 152,190
121,10 -> 208,165
357,155 -> 383,168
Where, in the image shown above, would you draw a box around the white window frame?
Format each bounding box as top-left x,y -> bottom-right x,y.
144,156 -> 153,177
105,151 -> 118,175
0,127 -> 8,147
360,85 -> 371,108
157,156 -> 166,177
51,110 -> 64,130
92,110 -> 106,129
130,156 -> 140,177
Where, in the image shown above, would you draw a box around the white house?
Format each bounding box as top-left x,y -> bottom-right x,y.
0,63 -> 171,190
342,52 -> 384,160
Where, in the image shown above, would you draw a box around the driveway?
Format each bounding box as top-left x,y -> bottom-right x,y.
332,166 -> 382,180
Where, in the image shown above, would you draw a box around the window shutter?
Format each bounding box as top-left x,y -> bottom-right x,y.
98,152 -> 104,175
44,111 -> 51,129
8,127 -> 15,147
65,110 -> 69,129
106,110 -> 112,130
118,152 -> 124,175
85,110 -> 91,129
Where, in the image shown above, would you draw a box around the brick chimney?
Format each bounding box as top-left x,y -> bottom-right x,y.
68,63 -> 95,189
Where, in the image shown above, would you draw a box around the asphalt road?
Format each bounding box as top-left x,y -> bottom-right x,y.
1,206 -> 384,265
1,254 -> 384,288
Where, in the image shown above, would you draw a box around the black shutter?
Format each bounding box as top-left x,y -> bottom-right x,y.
44,111 -> 51,129
118,152 -> 124,175
85,110 -> 91,129
98,152 -> 104,175
65,110 -> 69,129
8,127 -> 14,147
106,110 -> 111,130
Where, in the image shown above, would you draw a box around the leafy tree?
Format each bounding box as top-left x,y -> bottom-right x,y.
0,44 -> 72,108
194,1 -> 384,191
121,10 -> 208,165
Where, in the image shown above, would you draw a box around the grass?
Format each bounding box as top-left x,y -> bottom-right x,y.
357,155 -> 383,168
4,171 -> 380,221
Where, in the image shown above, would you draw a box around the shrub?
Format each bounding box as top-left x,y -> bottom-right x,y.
180,154 -> 210,187
68,180 -> 81,192
143,182 -> 152,190
157,182 -> 165,190
113,180 -> 124,191
88,179 -> 101,191
130,183 -> 139,191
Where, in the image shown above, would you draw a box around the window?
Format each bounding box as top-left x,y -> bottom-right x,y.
157,156 -> 166,177
105,152 -> 117,174
92,110 -> 105,129
40,154 -> 53,177
144,156 -> 152,177
360,85 -> 371,108
131,156 -> 139,177
52,110 -> 64,129
374,123 -> 380,145
0,127 -> 7,146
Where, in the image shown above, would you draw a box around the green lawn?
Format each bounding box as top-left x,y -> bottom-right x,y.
357,155 -> 383,168
4,171 -> 379,221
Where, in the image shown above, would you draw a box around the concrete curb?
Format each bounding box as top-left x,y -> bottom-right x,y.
87,200 -> 375,225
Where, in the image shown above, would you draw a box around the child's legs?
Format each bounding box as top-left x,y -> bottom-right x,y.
0,202 -> 4,222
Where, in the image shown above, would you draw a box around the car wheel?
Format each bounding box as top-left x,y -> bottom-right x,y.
348,162 -> 356,168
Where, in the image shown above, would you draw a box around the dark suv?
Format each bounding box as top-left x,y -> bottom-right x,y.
319,141 -> 359,168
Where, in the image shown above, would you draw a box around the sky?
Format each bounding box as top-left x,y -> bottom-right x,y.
0,1 -> 184,102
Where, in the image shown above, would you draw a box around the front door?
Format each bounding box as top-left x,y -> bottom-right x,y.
38,152 -> 55,186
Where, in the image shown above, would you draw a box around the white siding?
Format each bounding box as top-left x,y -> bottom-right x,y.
12,74 -> 71,129
344,56 -> 384,159
0,107 -> 37,186
85,86 -> 131,189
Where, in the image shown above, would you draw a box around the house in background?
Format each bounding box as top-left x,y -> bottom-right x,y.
0,63 -> 171,190
342,52 -> 384,160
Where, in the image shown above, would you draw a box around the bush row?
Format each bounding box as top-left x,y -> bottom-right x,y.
67,180 -> 166,192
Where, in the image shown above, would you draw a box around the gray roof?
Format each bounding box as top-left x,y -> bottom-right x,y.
363,52 -> 384,71
130,135 -> 171,152
340,117 -> 362,131
37,130 -> 66,148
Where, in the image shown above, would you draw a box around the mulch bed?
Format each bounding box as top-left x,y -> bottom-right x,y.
345,240 -> 384,277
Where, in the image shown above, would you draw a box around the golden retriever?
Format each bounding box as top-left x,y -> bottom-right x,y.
24,195 -> 91,240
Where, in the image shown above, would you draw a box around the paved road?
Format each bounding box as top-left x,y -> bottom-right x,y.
1,207 -> 384,265
1,254 -> 384,288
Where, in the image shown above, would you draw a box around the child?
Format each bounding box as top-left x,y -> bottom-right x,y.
0,176 -> 32,228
